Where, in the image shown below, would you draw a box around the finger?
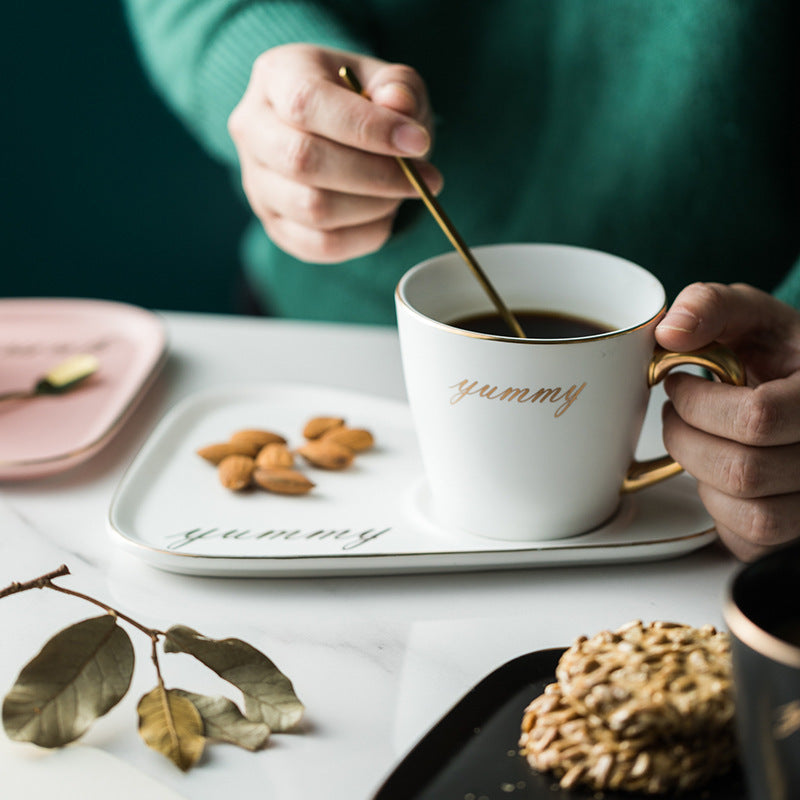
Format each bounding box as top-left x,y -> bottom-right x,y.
713,522 -> 780,563
370,81 -> 420,117
261,209 -> 396,264
234,103 -> 443,197
656,282 -> 800,355
364,63 -> 434,127
256,55 -> 432,158
697,483 -> 800,559
663,370 -> 800,446
662,402 -> 800,497
241,165 -> 403,230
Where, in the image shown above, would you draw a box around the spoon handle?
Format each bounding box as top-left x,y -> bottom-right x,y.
0,390 -> 33,403
338,66 -> 526,339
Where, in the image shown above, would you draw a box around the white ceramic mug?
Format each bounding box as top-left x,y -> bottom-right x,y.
395,243 -> 744,541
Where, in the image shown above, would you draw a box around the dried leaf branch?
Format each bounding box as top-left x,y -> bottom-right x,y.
0,565 -> 303,771
0,564 -> 70,596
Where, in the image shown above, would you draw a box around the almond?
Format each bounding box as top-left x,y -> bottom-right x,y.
255,442 -> 294,469
297,439 -> 355,470
229,428 -> 287,450
197,442 -> 257,464
302,416 -> 345,440
321,426 -> 374,452
253,467 -> 315,495
218,455 -> 254,490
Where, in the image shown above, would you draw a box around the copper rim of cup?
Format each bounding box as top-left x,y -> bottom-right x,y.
723,597 -> 800,669
394,245 -> 667,345
395,275 -> 666,344
395,285 -> 666,344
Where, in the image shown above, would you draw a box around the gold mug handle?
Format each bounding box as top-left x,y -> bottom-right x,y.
622,344 -> 746,492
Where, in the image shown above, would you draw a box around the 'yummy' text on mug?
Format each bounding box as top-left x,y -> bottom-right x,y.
448,379 -> 587,418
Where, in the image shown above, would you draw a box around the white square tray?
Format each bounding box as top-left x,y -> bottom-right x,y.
108,384 -> 716,576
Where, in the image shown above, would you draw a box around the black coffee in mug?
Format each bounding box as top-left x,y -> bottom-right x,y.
724,540 -> 800,800
769,620 -> 800,648
448,310 -> 611,339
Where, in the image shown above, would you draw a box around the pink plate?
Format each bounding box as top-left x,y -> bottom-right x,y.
0,298 -> 167,480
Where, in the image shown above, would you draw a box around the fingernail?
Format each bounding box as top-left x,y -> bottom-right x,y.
659,308 -> 699,334
392,123 -> 429,156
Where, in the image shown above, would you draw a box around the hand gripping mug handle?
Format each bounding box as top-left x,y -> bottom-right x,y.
621,344 -> 746,492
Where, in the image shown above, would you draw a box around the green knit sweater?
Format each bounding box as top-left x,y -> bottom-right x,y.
123,0 -> 800,323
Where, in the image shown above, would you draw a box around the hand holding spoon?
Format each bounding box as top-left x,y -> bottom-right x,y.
0,354 -> 99,403
338,66 -> 526,339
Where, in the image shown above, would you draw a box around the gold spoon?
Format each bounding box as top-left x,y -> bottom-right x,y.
338,65 -> 526,339
0,353 -> 99,402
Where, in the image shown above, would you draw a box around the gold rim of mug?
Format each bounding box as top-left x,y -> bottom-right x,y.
723,597 -> 800,669
394,285 -> 667,345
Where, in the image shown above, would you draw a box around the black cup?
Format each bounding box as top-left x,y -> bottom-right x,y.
724,540 -> 800,800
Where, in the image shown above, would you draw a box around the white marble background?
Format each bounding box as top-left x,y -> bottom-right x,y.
0,313 -> 740,799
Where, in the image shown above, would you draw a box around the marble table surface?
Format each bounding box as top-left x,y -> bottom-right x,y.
0,311 -> 742,799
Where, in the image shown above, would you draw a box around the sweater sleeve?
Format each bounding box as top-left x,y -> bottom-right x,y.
121,0 -> 372,165
774,255 -> 800,311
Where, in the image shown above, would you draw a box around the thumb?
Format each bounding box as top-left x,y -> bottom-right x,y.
655,282 -> 793,352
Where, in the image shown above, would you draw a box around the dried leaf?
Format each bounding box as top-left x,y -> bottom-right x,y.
163,625 -> 304,731
137,687 -> 204,771
173,689 -> 271,751
2,614 -> 134,747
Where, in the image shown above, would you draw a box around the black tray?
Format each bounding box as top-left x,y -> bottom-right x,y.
372,648 -> 745,800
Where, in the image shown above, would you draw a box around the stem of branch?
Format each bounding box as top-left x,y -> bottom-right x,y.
0,564 -> 163,639
47,583 -> 158,638
0,564 -> 70,598
151,634 -> 167,688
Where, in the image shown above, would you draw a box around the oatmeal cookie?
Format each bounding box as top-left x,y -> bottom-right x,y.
554,620 -> 734,739
519,680 -> 737,795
